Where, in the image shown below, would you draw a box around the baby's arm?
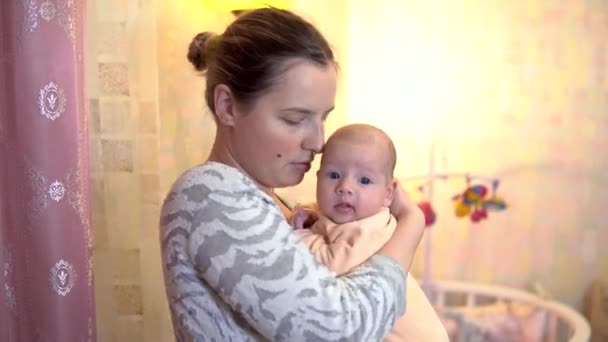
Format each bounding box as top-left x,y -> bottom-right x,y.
298,211 -> 396,276
297,227 -> 365,276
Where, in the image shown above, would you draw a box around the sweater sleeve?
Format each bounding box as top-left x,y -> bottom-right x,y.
160,165 -> 406,341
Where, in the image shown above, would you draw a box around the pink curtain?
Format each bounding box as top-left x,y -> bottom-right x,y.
0,1 -> 95,341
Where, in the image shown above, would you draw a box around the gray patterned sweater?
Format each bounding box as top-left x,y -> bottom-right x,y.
160,162 -> 406,341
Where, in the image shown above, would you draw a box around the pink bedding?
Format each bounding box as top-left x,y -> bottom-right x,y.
436,301 -> 563,342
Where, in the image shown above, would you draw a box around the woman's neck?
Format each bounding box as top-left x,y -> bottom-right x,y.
272,193 -> 292,218
208,133 -> 274,196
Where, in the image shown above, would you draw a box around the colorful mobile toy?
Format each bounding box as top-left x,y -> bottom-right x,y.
452,179 -> 507,223
414,175 -> 507,226
404,154 -> 510,300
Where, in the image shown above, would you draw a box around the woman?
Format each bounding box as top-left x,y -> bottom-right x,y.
160,7 -> 447,341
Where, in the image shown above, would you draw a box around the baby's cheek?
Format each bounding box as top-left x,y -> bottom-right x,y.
316,191 -> 332,212
383,196 -> 393,207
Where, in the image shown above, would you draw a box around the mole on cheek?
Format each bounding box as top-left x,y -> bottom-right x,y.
276,154 -> 282,158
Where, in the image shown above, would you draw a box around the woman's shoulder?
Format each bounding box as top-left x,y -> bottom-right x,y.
171,161 -> 256,194
164,162 -> 275,210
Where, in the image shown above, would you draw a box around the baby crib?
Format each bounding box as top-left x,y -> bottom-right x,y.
431,280 -> 591,342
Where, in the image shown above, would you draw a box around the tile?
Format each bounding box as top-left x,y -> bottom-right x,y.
89,137 -> 102,174
116,316 -> 144,342
104,173 -> 139,248
113,283 -> 143,315
100,100 -> 131,134
141,174 -> 160,204
101,139 -> 133,172
137,136 -> 159,173
89,99 -> 100,134
95,1 -> 128,22
92,248 -> 117,342
97,22 -> 128,57
587,0 -> 608,12
91,178 -> 108,248
138,101 -> 158,133
111,248 -> 141,283
99,63 -> 129,96
141,203 -> 160,242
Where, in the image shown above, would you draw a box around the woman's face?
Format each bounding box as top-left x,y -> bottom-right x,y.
230,60 -> 337,191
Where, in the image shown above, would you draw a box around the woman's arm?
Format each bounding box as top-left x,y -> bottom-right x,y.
379,181 -> 449,341
161,166 -> 407,341
393,274 -> 450,341
378,181 -> 426,273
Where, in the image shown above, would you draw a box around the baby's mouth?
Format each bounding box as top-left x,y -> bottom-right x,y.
334,202 -> 354,213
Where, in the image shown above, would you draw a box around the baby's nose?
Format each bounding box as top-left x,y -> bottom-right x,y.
336,180 -> 353,195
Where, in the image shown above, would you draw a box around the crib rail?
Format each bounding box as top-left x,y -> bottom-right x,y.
432,280 -> 591,342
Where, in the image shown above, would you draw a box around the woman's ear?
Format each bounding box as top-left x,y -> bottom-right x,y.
383,179 -> 397,207
214,84 -> 236,126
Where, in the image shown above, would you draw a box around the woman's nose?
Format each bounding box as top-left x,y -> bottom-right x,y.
302,122 -> 324,153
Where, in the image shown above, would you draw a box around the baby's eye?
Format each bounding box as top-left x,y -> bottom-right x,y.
328,172 -> 340,179
359,177 -> 372,185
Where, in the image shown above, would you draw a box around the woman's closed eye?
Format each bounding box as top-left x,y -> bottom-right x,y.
280,108 -> 312,126
283,117 -> 305,126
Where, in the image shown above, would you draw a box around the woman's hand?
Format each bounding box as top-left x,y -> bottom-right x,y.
380,181 -> 425,273
389,180 -> 417,220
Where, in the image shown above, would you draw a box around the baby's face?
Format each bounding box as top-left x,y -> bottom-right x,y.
316,138 -> 395,224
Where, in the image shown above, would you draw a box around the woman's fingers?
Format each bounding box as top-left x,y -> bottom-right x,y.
390,181 -> 413,218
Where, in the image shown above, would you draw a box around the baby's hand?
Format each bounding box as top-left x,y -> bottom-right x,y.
288,205 -> 320,229
288,207 -> 306,229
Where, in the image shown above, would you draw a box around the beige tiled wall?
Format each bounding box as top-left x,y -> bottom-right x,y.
87,0 -> 170,340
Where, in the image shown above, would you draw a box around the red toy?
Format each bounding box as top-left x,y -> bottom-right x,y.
417,201 -> 437,228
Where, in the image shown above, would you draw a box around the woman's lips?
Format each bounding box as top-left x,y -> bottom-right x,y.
292,162 -> 311,172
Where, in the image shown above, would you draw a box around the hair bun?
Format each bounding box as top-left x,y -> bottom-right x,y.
187,32 -> 216,71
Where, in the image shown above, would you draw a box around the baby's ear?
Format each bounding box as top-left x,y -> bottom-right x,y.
383,179 -> 397,207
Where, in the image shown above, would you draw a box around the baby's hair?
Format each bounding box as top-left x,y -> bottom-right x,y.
323,124 -> 397,179
187,7 -> 336,117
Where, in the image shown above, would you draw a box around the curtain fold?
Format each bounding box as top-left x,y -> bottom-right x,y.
0,0 -> 95,341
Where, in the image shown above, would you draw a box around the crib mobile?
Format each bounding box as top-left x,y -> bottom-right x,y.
404,173 -> 591,341
413,174 -> 508,227
403,172 -> 509,300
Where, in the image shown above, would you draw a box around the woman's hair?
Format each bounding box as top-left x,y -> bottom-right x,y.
187,7 -> 336,114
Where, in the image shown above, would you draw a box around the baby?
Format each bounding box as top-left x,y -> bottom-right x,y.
291,123 -> 398,276
290,123 -> 411,341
